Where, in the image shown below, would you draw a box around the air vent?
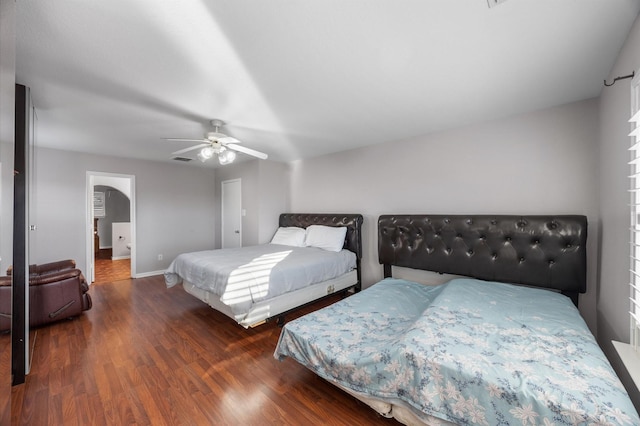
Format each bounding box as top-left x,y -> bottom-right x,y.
487,0 -> 508,7
172,157 -> 192,162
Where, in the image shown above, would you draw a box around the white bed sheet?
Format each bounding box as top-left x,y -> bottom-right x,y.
183,270 -> 358,328
165,244 -> 356,317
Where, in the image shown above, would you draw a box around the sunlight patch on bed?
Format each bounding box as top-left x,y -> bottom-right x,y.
221,250 -> 292,305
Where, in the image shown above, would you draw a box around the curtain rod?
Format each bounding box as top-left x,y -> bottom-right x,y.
604,71 -> 635,87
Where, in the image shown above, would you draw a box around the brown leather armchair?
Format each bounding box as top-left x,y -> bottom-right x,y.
0,259 -> 92,332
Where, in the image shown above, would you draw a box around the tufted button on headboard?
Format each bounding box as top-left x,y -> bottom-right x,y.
378,215 -> 587,305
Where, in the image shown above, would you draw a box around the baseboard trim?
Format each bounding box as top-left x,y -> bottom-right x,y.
135,270 -> 165,279
111,255 -> 131,261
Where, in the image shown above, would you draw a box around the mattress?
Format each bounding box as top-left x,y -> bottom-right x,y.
183,270 -> 358,328
275,277 -> 639,425
165,243 -> 357,325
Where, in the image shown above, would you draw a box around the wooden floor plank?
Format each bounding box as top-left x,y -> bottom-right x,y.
0,330 -> 9,425
130,381 -> 170,426
7,275 -> 394,425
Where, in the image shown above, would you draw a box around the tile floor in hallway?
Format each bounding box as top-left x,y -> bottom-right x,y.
93,258 -> 130,283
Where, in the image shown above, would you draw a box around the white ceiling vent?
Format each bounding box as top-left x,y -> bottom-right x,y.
487,0 -> 508,8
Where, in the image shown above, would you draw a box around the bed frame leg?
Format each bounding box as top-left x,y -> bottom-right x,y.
276,315 -> 286,327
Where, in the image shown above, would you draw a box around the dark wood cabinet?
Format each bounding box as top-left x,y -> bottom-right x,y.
94,218 -> 99,255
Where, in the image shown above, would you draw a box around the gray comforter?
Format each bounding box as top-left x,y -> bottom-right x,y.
165,244 -> 356,315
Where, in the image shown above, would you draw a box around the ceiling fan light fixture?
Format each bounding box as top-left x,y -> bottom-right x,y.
199,146 -> 215,159
218,148 -> 236,165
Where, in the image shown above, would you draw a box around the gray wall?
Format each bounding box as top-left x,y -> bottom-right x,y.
290,99 -> 600,333
0,0 -> 15,275
214,159 -> 290,248
258,161 -> 291,243
0,142 -> 13,274
0,0 -> 14,421
598,13 -> 640,407
30,147 -> 216,276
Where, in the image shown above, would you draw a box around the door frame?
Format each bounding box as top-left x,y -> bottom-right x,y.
221,178 -> 242,249
86,171 -> 136,282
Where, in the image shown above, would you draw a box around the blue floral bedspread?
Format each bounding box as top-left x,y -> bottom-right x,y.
274,278 -> 640,425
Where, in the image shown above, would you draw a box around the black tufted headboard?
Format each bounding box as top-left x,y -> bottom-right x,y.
378,215 -> 587,305
280,213 -> 364,288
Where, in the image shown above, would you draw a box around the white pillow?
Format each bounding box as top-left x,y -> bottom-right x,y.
305,225 -> 347,252
270,227 -> 306,247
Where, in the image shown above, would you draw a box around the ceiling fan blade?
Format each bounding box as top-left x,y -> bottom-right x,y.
164,138 -> 209,143
217,136 -> 241,144
226,144 -> 268,160
171,143 -> 209,156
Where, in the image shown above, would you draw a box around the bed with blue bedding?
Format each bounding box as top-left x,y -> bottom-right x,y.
274,214 -> 640,425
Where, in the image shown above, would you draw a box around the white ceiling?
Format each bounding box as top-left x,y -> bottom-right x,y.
15,0 -> 640,167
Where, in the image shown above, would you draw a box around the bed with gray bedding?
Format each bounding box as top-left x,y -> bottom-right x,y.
165,213 -> 363,327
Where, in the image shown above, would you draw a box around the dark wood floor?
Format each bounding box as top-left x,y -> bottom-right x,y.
0,328 -> 9,425
5,275 -> 394,425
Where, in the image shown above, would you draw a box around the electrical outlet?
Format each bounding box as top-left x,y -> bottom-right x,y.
158,254 -> 163,261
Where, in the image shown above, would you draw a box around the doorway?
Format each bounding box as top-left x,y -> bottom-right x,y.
221,179 -> 242,249
86,172 -> 136,283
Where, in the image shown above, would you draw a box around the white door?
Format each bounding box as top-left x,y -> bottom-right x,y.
222,179 -> 242,248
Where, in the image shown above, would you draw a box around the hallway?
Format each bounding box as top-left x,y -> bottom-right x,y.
93,258 -> 130,283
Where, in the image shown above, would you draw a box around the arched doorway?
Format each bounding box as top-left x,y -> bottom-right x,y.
86,172 -> 136,283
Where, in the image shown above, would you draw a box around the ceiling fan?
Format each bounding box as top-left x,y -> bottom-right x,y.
164,119 -> 268,165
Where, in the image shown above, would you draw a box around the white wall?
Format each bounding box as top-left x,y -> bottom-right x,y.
290,99 -> 600,332
598,13 -> 640,407
111,222 -> 131,259
94,184 -> 130,249
30,147 -> 216,277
